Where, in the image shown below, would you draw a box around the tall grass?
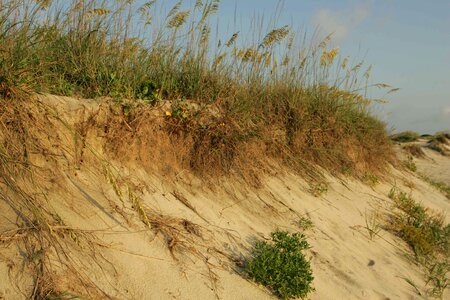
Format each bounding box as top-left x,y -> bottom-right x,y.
0,0 -> 395,176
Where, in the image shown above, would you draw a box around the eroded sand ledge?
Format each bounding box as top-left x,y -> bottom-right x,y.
1,95 -> 449,299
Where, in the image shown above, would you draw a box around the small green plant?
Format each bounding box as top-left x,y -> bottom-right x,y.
297,216 -> 314,231
246,230 -> 314,299
362,172 -> 379,187
404,155 -> 417,172
309,182 -> 328,197
426,261 -> 449,299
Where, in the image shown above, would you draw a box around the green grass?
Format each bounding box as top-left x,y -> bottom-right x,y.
245,230 -> 314,299
404,155 -> 417,172
0,0 -> 395,177
388,187 -> 449,298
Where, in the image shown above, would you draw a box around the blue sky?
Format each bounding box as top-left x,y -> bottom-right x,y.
157,0 -> 450,133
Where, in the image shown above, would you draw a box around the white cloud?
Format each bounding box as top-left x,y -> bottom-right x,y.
311,2 -> 372,44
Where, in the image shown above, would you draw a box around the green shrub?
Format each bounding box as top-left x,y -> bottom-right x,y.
246,230 -> 314,299
390,131 -> 420,143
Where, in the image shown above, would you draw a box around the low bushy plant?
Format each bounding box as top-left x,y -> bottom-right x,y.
390,131 -> 420,143
389,189 -> 449,257
388,188 -> 450,298
246,230 -> 314,299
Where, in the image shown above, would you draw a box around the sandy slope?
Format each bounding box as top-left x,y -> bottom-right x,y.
1,95 -> 449,300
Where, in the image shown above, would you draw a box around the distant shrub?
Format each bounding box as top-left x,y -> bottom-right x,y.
420,134 -> 433,139
426,132 -> 450,156
246,230 -> 314,299
390,131 -> 420,143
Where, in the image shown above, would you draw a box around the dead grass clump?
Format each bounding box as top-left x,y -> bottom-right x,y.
403,144 -> 425,158
89,99 -> 269,186
0,100 -> 114,299
426,132 -> 450,156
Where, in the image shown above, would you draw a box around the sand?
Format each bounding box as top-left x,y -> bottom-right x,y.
0,95 -> 449,299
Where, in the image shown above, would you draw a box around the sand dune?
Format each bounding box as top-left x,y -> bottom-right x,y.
1,96 -> 449,299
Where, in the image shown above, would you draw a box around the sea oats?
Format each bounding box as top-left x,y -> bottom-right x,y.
261,25 -> 289,48
225,32 -> 239,47
167,10 -> 190,29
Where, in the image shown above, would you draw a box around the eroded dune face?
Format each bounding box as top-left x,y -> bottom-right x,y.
1,96 -> 449,300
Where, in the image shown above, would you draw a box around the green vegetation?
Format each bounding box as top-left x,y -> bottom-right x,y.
297,216 -> 314,231
246,230 -> 314,299
388,188 -> 449,298
362,172 -> 379,187
404,155 -> 417,172
390,131 -> 420,143
309,182 -> 328,197
0,0 -> 395,178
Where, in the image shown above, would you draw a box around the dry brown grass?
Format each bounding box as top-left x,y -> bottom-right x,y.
0,0 -> 396,182
0,97 -> 249,298
403,144 -> 425,158
426,132 -> 450,156
0,99 -> 115,298
80,98 -> 394,188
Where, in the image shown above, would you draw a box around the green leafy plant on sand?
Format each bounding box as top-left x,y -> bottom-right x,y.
388,187 -> 449,298
309,182 -> 328,197
296,216 -> 314,231
246,230 -> 314,299
362,172 -> 379,187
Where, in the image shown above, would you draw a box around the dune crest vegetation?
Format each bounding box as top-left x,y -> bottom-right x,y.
0,0 -> 396,180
